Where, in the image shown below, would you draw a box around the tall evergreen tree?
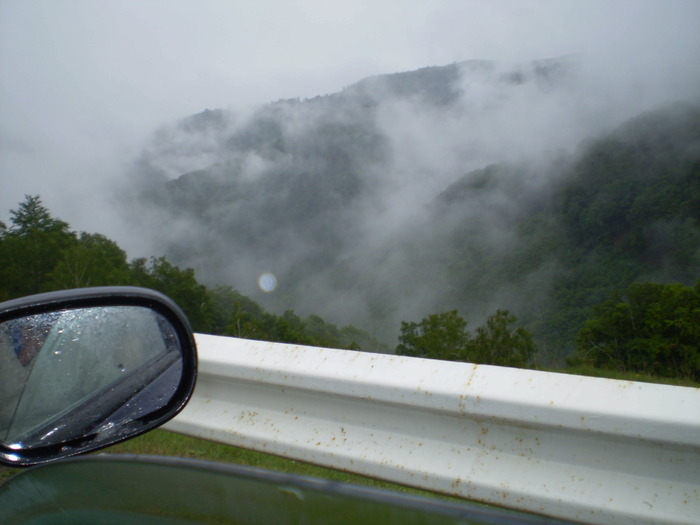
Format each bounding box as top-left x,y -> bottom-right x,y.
0,195 -> 76,299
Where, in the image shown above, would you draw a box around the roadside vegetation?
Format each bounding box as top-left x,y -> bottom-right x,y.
103,429 -> 461,499
1,195 -> 697,488
0,196 -> 385,352
2,195 -> 698,384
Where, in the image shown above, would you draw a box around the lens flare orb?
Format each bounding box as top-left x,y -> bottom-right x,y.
258,273 -> 277,293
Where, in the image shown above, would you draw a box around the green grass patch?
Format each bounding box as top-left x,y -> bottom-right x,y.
0,466 -> 15,485
557,365 -> 700,388
3,429 -> 444,496
102,429 -> 450,499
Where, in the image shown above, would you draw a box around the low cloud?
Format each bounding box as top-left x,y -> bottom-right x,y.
119,49 -> 700,342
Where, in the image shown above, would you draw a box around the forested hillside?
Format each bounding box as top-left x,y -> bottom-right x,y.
2,194 -> 698,381
127,59 -> 583,328
431,103 -> 700,361
122,59 -> 699,364
0,196 -> 387,353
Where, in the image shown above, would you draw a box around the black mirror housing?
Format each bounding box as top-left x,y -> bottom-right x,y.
0,287 -> 197,467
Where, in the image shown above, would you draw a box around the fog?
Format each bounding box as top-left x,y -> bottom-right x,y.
124,53 -> 700,337
2,1 -> 699,337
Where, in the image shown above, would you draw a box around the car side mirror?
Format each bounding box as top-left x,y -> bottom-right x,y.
0,287 -> 197,467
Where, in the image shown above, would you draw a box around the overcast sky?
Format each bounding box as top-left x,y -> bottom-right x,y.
1,0 -> 699,246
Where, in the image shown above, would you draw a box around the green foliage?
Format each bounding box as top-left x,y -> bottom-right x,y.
8,195 -> 70,236
397,311 -> 470,360
0,196 -> 381,349
224,306 -> 314,345
0,196 -> 77,300
468,310 -> 536,368
396,309 -> 535,368
573,281 -> 700,380
127,256 -> 218,333
222,303 -> 382,351
2,195 -> 696,386
433,105 -> 698,363
205,285 -> 263,335
49,233 -> 131,289
559,364 -> 699,388
138,87 -> 700,366
209,284 -> 384,351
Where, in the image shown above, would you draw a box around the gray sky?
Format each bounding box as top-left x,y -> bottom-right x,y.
1,0 -> 699,248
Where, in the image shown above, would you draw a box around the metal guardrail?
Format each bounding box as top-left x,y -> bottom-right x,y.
164,333 -> 700,524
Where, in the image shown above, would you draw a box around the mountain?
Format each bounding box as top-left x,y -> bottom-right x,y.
124,58 -> 700,362
431,103 -> 700,359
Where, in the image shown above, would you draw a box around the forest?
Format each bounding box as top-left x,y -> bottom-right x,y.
1,194 -> 698,383
2,60 -> 699,384
0,196 -> 385,353
130,71 -> 700,368
431,102 -> 700,362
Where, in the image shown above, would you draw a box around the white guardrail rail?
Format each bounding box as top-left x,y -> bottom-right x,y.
164,333 -> 700,525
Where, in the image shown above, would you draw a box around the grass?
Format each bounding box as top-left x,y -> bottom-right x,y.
2,429 -> 438,495
556,365 -> 699,388
102,429 -> 453,498
0,466 -> 15,485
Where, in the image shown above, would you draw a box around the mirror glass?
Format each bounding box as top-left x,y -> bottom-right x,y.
0,306 -> 183,450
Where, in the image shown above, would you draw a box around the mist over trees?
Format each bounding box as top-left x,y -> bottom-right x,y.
120,57 -> 700,366
432,102 -> 700,362
396,309 -> 536,368
0,196 -> 384,353
2,195 -> 698,381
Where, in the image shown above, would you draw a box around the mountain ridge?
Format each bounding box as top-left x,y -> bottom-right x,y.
125,58 -> 700,362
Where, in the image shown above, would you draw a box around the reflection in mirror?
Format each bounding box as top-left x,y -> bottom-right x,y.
0,306 -> 182,450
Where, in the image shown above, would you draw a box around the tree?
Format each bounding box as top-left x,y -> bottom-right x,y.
466,310 -> 536,368
206,285 -> 263,335
129,256 -> 216,333
48,233 -> 131,288
574,281 -> 700,380
0,195 -> 76,299
8,195 -> 70,236
396,310 -> 471,361
396,309 -> 536,368
223,305 -> 317,346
